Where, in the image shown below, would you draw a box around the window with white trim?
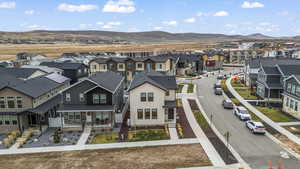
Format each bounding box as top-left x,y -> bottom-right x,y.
100,94 -> 107,104
79,93 -> 84,102
66,93 -> 71,102
0,97 -> 5,108
137,109 -> 143,119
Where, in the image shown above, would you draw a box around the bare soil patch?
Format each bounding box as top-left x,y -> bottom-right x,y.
0,144 -> 211,169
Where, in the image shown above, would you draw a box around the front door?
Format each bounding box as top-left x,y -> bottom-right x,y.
168,108 -> 174,120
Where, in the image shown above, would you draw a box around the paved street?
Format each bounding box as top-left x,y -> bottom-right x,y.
195,70 -> 300,169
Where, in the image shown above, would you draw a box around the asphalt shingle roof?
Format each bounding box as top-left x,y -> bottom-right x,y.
128,71 -> 177,91
261,66 -> 280,75
40,62 -> 85,70
88,71 -> 124,93
0,67 -> 45,79
277,64 -> 300,76
249,58 -> 300,69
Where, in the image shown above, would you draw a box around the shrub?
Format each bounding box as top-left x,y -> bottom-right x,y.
53,130 -> 61,143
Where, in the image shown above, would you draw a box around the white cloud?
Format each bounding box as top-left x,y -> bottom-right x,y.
103,0 -> 135,13
128,27 -> 140,32
0,1 -> 16,8
102,22 -> 122,29
96,22 -> 104,25
214,11 -> 229,17
242,1 -> 264,8
24,10 -> 34,15
153,26 -> 163,30
184,18 -> 196,23
79,24 -> 93,29
57,3 -> 98,12
162,21 -> 177,26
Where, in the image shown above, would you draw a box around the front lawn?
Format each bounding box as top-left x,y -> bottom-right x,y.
91,132 -> 119,144
283,125 -> 300,134
255,106 -> 296,123
128,129 -> 169,142
187,83 -> 194,93
177,84 -> 184,93
235,89 -> 257,100
231,81 -> 245,87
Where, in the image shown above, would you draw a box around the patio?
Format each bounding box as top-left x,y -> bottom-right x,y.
22,128 -> 82,148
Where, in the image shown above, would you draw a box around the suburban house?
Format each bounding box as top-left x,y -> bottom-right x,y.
57,71 -> 124,130
282,75 -> 300,120
256,64 -> 300,100
176,54 -> 203,76
89,55 -> 176,87
256,66 -> 282,99
244,58 -> 300,87
22,65 -> 63,75
128,71 -> 177,127
0,73 -> 70,133
40,62 -> 89,84
0,67 -> 47,80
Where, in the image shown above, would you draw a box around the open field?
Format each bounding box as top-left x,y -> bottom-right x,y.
0,144 -> 211,169
0,42 -> 212,60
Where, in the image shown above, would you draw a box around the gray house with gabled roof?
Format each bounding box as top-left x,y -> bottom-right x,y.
57,71 -> 124,130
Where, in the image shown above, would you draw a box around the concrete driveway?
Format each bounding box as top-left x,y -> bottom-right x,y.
194,69 -> 300,169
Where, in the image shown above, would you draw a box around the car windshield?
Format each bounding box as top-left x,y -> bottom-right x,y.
239,110 -> 248,114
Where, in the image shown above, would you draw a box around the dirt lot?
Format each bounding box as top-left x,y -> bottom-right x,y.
0,144 -> 211,169
0,42 -> 211,60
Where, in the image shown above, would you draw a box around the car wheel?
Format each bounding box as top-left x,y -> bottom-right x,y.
251,129 -> 255,134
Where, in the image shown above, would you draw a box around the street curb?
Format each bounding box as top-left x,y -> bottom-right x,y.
194,84 -> 252,169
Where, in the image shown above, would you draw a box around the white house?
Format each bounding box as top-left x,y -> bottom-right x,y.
128,72 -> 177,127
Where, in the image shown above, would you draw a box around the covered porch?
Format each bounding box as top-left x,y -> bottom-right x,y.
57,104 -> 115,130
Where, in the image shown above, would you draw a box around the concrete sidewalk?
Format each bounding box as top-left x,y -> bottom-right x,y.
181,97 -> 226,167
277,121 -> 300,126
77,127 -> 91,145
226,77 -> 300,145
0,138 -> 200,155
169,127 -> 179,140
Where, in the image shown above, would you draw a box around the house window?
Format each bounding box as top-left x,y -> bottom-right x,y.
158,63 -> 163,69
0,97 -> 5,108
137,109 -> 143,119
287,83 -> 292,93
66,93 -> 71,102
17,97 -> 22,108
296,86 -> 300,96
290,99 -> 294,109
145,108 -> 151,119
118,64 -> 124,69
295,102 -> 298,111
140,93 -> 147,102
102,64 -> 107,70
166,91 -> 169,96
137,63 -> 143,69
79,93 -> 84,102
292,84 -> 296,94
93,94 -> 100,104
7,97 -> 15,108
148,92 -> 154,102
152,109 -> 158,119
100,94 -> 107,104
93,65 -> 97,70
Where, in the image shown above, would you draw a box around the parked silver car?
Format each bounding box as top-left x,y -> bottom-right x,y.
233,106 -> 251,121
246,121 -> 266,134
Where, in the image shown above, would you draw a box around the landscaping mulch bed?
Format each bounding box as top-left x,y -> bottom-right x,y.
188,99 -> 238,165
177,101 -> 196,138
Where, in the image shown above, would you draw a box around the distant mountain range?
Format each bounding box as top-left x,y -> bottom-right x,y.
0,30 -> 298,44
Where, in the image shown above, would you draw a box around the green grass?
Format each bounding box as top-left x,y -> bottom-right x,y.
187,83 -> 194,93
283,125 -> 300,133
192,110 -> 209,130
91,132 -> 119,144
128,129 -> 169,142
177,84 -> 184,93
231,81 -> 245,87
255,106 -> 296,123
235,89 -> 257,100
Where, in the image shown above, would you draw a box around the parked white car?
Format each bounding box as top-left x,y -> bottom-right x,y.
246,121 -> 266,134
233,106 -> 251,121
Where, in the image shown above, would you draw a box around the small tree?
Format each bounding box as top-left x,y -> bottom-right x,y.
53,130 -> 61,143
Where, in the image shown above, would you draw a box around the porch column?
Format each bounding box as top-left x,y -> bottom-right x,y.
60,112 -> 63,129
17,114 -> 22,133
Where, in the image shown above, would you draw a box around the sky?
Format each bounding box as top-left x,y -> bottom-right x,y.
0,0 -> 300,36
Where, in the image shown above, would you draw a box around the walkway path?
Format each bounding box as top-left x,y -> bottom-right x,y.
181,96 -> 226,167
182,84 -> 188,93
168,127 -> 179,140
77,127 -> 91,145
0,138 -> 199,155
277,121 -> 300,126
226,77 -> 300,145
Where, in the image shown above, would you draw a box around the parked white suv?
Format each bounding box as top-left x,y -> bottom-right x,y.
246,121 -> 266,134
234,106 -> 251,121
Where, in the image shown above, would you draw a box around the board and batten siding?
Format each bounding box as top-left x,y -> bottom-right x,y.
129,83 -> 166,126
